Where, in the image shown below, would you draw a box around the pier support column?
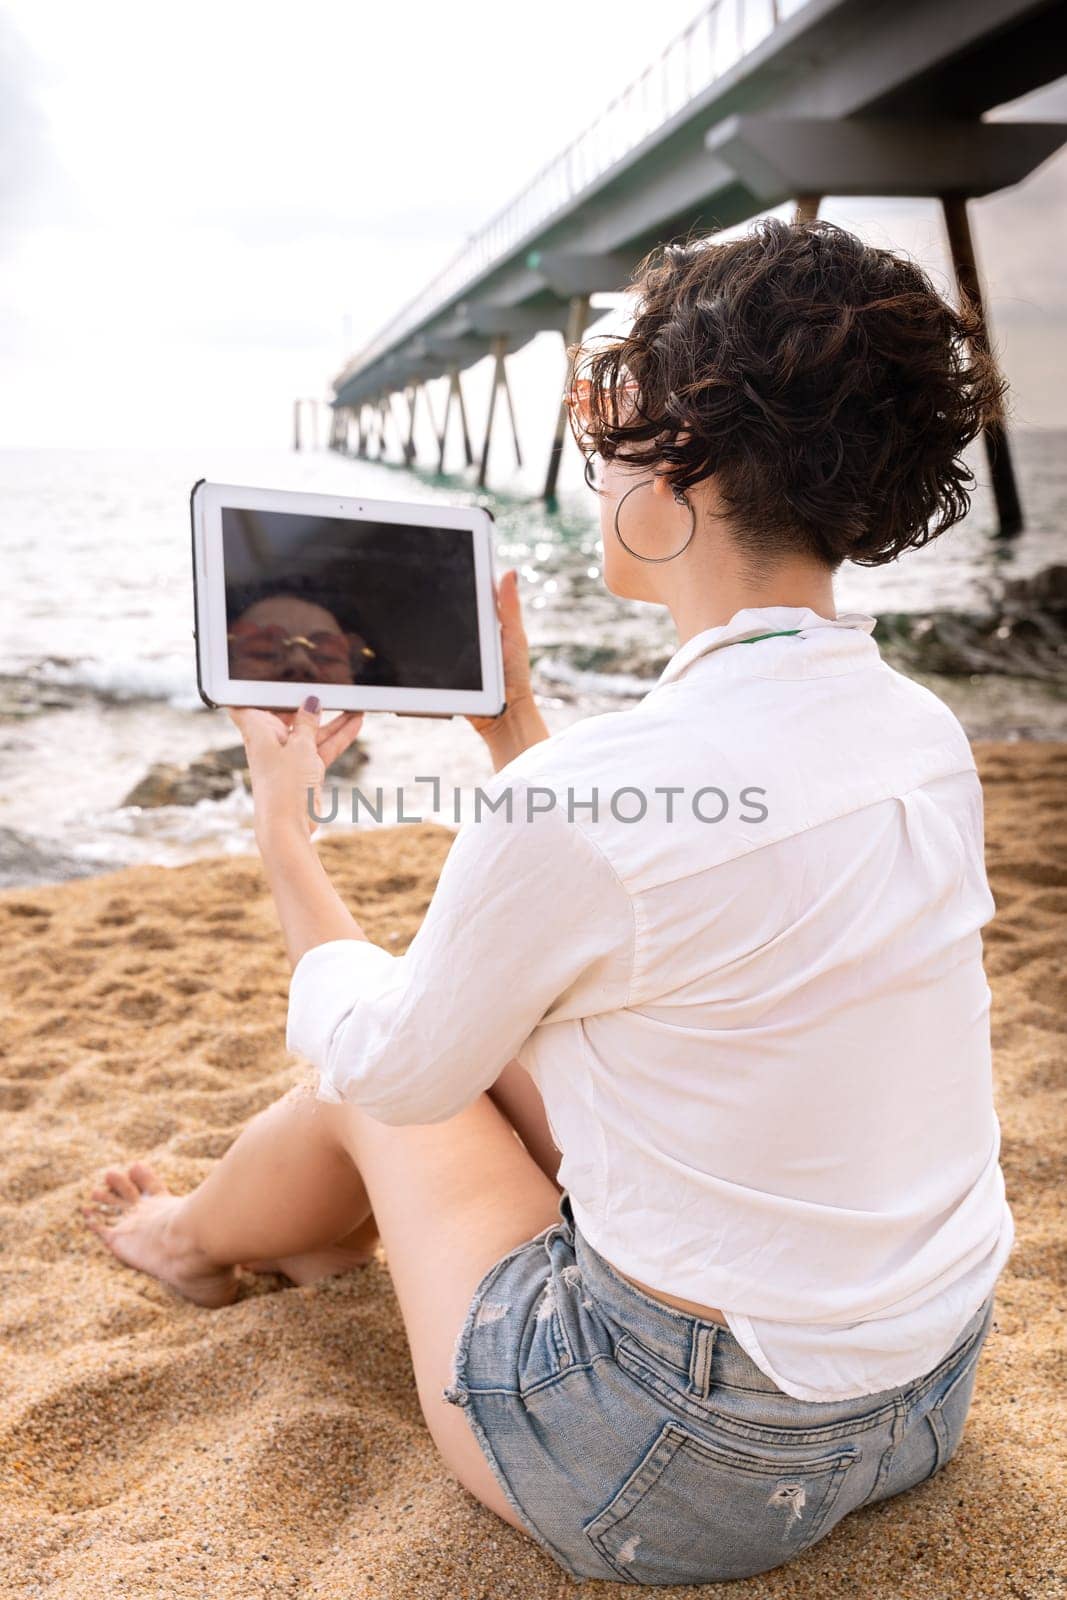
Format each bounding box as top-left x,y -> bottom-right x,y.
390,392 -> 406,459
404,385 -> 419,465
435,375 -> 453,473
543,293 -> 591,500
422,383 -> 440,469
941,194 -> 1023,537
455,371 -> 474,466
435,369 -> 475,471
477,336 -> 509,489
501,361 -> 522,469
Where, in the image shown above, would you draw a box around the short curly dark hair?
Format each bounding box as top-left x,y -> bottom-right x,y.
570,217 -> 1007,568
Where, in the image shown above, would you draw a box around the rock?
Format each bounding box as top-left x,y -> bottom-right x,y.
1002,563 -> 1067,612
0,826 -> 118,889
122,753 -> 241,809
875,572 -> 1067,682
121,764 -> 184,808
324,738 -> 370,779
120,737 -> 369,809
207,743 -> 248,771
0,676 -> 83,719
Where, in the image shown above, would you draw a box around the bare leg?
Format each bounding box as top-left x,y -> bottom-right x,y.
84,1056 -> 563,1285
83,1079 -> 563,1535
240,1058 -> 559,1284
86,1059 -> 559,1296
83,1082 -> 377,1302
242,1205 -> 382,1285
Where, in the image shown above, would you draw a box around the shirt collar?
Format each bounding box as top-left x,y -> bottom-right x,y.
654,605 -> 878,689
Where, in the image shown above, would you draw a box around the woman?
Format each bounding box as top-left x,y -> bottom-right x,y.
83,218 -> 1015,1586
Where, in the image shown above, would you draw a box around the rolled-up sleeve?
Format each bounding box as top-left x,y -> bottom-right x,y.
285,777 -> 634,1124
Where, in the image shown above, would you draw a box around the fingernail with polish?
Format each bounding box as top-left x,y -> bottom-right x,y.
303,695 -> 320,713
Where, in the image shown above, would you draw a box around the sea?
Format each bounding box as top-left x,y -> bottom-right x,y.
0,434 -> 1064,883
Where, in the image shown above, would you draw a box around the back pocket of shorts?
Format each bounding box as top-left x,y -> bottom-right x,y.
583,1419 -> 859,1585
912,1331 -> 989,1487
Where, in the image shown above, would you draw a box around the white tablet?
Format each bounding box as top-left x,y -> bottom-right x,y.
190,480 -> 505,717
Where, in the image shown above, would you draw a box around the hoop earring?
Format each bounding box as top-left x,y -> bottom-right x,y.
613,478 -> 697,563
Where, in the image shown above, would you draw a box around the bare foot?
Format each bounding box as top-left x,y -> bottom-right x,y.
82,1161 -> 238,1309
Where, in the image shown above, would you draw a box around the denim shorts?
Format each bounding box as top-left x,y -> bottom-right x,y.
441,1190 -> 997,1585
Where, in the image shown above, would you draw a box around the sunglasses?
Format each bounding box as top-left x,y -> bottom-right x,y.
563,376 -> 640,434
227,620 -> 374,667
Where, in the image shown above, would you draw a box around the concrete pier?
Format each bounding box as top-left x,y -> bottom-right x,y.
321,0 -> 1067,524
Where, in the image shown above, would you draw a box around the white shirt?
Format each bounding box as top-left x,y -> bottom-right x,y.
287,604 -> 1016,1402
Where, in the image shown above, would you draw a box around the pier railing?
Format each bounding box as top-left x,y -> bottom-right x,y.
336,0 -> 795,387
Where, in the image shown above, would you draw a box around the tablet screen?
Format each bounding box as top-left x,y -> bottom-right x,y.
221,507 -> 483,690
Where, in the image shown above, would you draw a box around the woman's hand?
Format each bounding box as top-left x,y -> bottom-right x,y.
228,698 -> 364,846
465,568 -> 550,769
465,568 -> 533,735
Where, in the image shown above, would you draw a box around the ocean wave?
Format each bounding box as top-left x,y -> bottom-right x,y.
33,654 -> 204,712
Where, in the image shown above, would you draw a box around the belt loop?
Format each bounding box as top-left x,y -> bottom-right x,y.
687,1324 -> 716,1399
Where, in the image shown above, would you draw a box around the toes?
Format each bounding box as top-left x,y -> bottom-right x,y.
104,1168 -> 140,1204
81,1207 -> 113,1240
129,1161 -> 167,1196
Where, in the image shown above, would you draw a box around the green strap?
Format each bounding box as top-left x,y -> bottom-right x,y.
740,629 -> 803,645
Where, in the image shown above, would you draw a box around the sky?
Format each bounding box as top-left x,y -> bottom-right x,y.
2,0 -> 1065,451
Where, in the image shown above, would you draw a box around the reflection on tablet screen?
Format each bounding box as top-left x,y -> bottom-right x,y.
222,507 -> 483,690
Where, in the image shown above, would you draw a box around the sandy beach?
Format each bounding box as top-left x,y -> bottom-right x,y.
0,739 -> 1063,1600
